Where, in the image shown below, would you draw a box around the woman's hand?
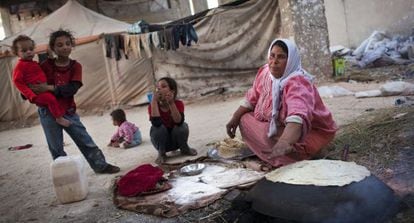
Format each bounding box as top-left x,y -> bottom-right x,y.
29,83 -> 54,94
226,117 -> 240,138
262,139 -> 294,159
263,122 -> 302,159
226,106 -> 251,138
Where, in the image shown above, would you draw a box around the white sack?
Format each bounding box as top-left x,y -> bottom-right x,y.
318,86 -> 354,98
380,81 -> 414,96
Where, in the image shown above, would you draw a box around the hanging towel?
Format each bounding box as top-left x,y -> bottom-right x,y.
122,34 -> 131,59
140,34 -> 152,58
129,35 -> 142,59
151,32 -> 160,48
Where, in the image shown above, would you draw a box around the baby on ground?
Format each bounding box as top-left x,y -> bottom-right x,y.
108,109 -> 142,149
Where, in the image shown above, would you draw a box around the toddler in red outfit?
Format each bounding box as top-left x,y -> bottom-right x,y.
12,35 -> 70,127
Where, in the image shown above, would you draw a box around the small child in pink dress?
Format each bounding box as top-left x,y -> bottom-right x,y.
108,109 -> 142,149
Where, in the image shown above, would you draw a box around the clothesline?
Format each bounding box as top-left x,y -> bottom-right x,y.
105,23 -> 199,61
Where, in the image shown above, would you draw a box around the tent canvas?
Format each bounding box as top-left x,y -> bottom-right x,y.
0,0 -> 153,122
0,0 -> 129,47
1,0 -> 286,122
152,0 -> 280,97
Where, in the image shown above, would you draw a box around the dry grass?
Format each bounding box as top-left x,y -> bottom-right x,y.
326,106 -> 414,176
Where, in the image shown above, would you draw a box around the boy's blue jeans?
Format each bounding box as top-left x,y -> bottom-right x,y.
38,107 -> 109,172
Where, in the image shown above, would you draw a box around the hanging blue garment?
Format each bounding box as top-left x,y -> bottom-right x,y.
128,20 -> 150,34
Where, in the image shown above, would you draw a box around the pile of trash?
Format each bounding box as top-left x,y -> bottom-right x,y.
331,31 -> 414,68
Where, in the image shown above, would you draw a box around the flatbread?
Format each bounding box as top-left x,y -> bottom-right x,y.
216,138 -> 246,159
265,160 -> 371,186
200,168 -> 264,189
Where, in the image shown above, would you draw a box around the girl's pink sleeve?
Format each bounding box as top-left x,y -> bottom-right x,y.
283,76 -> 315,140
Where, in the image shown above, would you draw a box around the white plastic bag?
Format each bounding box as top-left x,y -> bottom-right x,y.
318,86 -> 354,98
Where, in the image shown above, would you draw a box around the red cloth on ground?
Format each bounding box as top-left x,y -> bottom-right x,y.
117,164 -> 164,197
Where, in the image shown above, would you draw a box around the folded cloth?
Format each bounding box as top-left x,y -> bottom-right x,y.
117,164 -> 164,197
8,144 -> 33,151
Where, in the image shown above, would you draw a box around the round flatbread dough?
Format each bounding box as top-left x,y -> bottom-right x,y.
265,160 -> 371,186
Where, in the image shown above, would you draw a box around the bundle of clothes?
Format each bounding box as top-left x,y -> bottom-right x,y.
116,164 -> 171,197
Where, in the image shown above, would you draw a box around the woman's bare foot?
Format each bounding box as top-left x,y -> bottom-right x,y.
56,117 -> 71,127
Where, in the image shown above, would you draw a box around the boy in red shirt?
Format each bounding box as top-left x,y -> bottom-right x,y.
12,35 -> 70,127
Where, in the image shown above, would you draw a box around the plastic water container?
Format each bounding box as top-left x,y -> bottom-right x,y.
51,155 -> 88,204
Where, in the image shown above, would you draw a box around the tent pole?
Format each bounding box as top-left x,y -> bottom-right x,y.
102,40 -> 117,109
6,57 -> 24,120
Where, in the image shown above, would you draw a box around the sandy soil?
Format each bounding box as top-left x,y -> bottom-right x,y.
0,81 -> 402,223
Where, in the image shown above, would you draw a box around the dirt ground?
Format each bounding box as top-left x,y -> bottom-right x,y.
0,80 -> 408,223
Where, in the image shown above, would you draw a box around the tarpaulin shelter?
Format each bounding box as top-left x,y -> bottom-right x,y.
1,0 -> 286,122
152,0 -> 280,97
0,0 -> 153,121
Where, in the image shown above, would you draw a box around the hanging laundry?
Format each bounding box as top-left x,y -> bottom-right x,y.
104,34 -> 123,60
173,25 -> 187,48
129,35 -> 142,59
164,27 -> 175,51
185,24 -> 198,46
121,34 -> 130,59
104,35 -> 114,58
127,20 -> 150,34
113,35 -> 122,61
158,30 -> 165,50
140,33 -> 152,58
118,35 -> 128,60
151,32 -> 160,48
146,33 -> 153,50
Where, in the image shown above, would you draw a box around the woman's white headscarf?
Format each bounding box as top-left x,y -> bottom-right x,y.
267,39 -> 314,137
